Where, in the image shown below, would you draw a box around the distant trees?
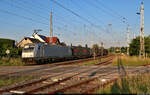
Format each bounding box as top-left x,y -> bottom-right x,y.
129,37 -> 140,56
85,44 -> 88,48
78,45 -> 82,48
129,36 -> 150,57
121,47 -> 127,53
92,44 -> 99,55
60,42 -> 67,46
108,47 -> 127,54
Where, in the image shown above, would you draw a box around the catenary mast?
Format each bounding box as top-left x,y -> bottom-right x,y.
139,0 -> 145,58
50,12 -> 53,44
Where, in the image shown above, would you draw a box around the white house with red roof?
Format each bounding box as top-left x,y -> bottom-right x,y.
30,32 -> 46,43
17,32 -> 61,48
31,32 -> 60,44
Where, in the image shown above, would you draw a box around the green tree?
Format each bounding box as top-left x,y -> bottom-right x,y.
85,44 -> 88,48
109,47 -> 115,53
92,44 -> 99,55
121,47 -> 127,54
129,36 -> 150,57
129,37 -> 140,56
78,45 -> 82,48
60,42 -> 67,46
145,36 -> 150,57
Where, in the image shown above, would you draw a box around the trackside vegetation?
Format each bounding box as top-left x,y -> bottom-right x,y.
112,56 -> 150,66
97,56 -> 150,94
97,73 -> 150,94
0,76 -> 33,87
81,57 -> 110,66
0,38 -> 22,57
0,57 -> 26,66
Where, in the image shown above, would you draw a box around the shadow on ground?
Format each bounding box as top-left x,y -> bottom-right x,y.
110,56 -> 131,94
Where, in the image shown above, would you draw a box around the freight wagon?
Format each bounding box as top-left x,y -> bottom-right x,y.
71,46 -> 92,59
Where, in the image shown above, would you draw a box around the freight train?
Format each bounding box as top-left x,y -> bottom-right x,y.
22,43 -> 108,63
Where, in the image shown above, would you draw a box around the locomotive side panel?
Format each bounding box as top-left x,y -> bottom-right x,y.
42,45 -> 72,58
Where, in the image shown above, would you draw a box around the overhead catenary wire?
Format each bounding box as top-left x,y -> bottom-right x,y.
96,0 -> 124,19
93,0 -> 130,47
0,9 -> 48,25
17,0 -> 84,38
50,0 -> 105,31
49,0 -> 111,47
73,1 -> 121,46
1,0 -> 75,37
70,0 -> 117,45
69,0 -> 106,31
17,0 -> 68,26
0,0 -> 130,47
1,0 -> 50,21
1,0 -> 68,28
98,0 -> 129,25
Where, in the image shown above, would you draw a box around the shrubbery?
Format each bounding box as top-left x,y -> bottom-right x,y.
0,38 -> 22,57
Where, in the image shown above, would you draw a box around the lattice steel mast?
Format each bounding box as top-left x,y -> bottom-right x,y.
127,25 -> 130,56
50,12 -> 53,44
139,0 -> 145,58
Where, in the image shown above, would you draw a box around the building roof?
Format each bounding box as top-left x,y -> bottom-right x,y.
31,32 -> 60,44
24,37 -> 41,43
45,37 -> 60,44
17,37 -> 41,47
38,35 -> 47,41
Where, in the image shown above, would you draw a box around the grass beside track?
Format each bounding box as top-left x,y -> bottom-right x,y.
0,56 -> 112,66
0,57 -> 26,66
112,56 -> 150,66
0,76 -> 33,87
80,57 -> 108,66
97,72 -> 150,94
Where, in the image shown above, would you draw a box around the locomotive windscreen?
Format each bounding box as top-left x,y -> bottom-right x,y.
23,45 -> 35,52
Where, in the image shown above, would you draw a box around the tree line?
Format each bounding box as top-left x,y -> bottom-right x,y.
108,35 -> 150,57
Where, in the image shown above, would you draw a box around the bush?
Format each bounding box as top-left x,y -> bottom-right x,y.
0,38 -> 22,57
0,57 -> 25,66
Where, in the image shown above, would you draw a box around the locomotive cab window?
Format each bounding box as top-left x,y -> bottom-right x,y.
23,45 -> 35,52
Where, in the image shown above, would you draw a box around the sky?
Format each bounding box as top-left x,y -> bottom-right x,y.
0,0 -> 149,48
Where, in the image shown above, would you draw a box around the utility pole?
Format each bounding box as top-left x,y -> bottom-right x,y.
134,33 -> 136,39
101,42 -> 104,56
139,0 -> 145,58
50,12 -> 53,44
127,25 -> 130,56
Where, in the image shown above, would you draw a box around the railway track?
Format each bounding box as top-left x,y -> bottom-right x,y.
48,65 -> 150,94
0,55 -> 115,94
1,58 -> 149,94
82,63 -> 150,94
54,54 -> 113,65
47,70 -> 118,94
0,65 -> 113,94
0,55 -> 114,79
95,56 -> 114,66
